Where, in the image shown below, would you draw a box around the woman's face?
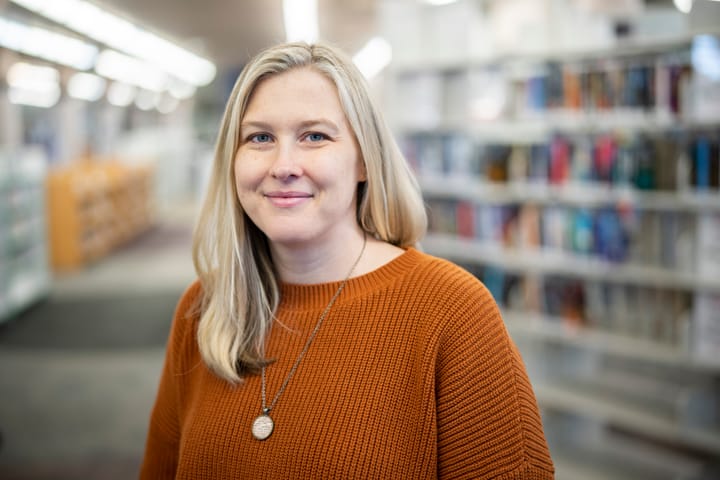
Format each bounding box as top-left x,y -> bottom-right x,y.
234,67 -> 366,249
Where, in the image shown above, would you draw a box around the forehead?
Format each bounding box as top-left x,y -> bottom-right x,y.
244,67 -> 344,117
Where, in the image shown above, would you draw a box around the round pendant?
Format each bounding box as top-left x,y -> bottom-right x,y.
251,414 -> 274,441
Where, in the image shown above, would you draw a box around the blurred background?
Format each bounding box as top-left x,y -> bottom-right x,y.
0,0 -> 719,478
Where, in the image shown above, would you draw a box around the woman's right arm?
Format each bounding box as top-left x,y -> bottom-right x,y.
139,281 -> 201,479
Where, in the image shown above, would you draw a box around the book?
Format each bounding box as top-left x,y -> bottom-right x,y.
696,212 -> 720,278
441,134 -> 476,179
593,134 -> 616,184
633,134 -> 655,190
691,137 -> 720,190
549,135 -> 572,185
594,207 -> 629,262
692,292 -> 720,366
570,208 -> 594,256
455,201 -> 475,239
542,206 -> 569,251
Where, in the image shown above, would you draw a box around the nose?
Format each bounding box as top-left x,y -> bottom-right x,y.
269,141 -> 302,180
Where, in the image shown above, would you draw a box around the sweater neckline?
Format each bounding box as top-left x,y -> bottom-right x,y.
278,247 -> 423,311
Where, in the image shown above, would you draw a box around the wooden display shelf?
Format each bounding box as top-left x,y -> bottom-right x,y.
46,159 -> 155,271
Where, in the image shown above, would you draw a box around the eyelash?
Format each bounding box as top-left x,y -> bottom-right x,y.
248,133 -> 272,143
305,132 -> 328,142
245,132 -> 329,144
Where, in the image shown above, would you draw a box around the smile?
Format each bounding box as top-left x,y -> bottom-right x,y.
264,191 -> 313,208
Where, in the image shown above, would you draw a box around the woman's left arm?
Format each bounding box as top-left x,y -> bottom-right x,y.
435,282 -> 555,480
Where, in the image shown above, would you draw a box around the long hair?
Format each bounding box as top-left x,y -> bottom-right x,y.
193,42 -> 427,383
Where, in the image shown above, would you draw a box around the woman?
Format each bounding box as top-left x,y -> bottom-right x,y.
140,42 -> 554,479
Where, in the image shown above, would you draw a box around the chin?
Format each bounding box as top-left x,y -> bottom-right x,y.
261,228 -> 316,247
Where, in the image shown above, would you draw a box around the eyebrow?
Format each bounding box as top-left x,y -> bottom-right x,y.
240,118 -> 341,134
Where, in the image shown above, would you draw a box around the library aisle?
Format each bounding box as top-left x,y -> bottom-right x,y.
0,204 -> 197,480
2,0 -> 720,478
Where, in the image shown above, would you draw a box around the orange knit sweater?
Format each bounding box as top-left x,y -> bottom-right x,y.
140,248 -> 554,479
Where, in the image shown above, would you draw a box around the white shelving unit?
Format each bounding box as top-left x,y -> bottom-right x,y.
422,234 -> 720,293
386,16 -> 720,476
546,414 -> 710,480
420,176 -> 720,213
536,383 -> 720,455
504,312 -> 720,373
0,148 -> 51,324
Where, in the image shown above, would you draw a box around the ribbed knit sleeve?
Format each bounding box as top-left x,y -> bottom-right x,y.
139,280 -> 201,479
433,266 -> 554,479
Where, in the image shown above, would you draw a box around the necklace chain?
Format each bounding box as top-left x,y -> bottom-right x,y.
260,234 -> 367,416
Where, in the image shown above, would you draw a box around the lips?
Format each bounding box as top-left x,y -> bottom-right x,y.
264,191 -> 312,208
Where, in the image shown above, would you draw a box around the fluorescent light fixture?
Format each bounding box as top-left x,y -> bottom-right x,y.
674,0 -> 693,13
68,72 -> 107,101
423,0 -> 458,5
157,95 -> 179,114
8,87 -> 61,107
0,16 -> 97,69
7,62 -> 61,108
95,49 -> 167,92
135,90 -> 160,111
168,80 -> 196,100
7,62 -> 59,89
9,0 -> 216,86
353,37 -> 392,79
107,82 -> 136,107
283,0 -> 318,43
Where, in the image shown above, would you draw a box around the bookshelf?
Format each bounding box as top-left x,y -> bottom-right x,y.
421,234 -> 720,292
504,312 -> 720,373
0,147 -> 51,324
46,159 -> 155,271
389,33 -> 720,477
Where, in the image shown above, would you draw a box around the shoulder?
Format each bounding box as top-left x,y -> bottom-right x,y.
404,248 -> 493,308
175,279 -> 203,315
391,248 -> 502,342
404,249 -> 506,345
170,279 -> 204,336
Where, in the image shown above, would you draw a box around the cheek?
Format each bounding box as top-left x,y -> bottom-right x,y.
233,154 -> 261,190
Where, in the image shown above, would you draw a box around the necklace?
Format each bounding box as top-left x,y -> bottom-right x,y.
251,234 -> 367,441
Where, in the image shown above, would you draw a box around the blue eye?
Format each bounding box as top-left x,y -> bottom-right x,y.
250,133 -> 271,143
307,132 -> 327,142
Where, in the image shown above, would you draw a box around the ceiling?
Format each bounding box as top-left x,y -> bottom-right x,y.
88,0 -> 379,70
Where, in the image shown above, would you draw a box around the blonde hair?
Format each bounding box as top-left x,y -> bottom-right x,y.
193,42 -> 427,383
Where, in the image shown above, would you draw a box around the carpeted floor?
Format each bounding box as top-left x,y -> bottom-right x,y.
0,292 -> 179,351
0,220 -> 195,480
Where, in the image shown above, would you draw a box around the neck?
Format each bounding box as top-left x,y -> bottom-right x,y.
271,230 -> 367,284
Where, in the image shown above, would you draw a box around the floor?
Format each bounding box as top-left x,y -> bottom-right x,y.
0,207 -> 197,480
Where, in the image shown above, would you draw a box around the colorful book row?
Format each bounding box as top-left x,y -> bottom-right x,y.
404,132 -> 720,191
425,199 -> 707,271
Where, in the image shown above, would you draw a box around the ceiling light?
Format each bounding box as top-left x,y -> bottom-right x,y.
95,49 -> 168,92
674,0 -> 693,13
7,62 -> 59,89
353,37 -> 392,79
422,0 -> 458,5
156,96 -> 179,114
7,62 -> 61,108
0,16 -> 97,70
168,80 -> 196,100
68,72 -> 106,101
8,87 -> 61,108
9,0 -> 216,86
135,90 -> 160,111
283,0 -> 318,43
107,82 -> 136,107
